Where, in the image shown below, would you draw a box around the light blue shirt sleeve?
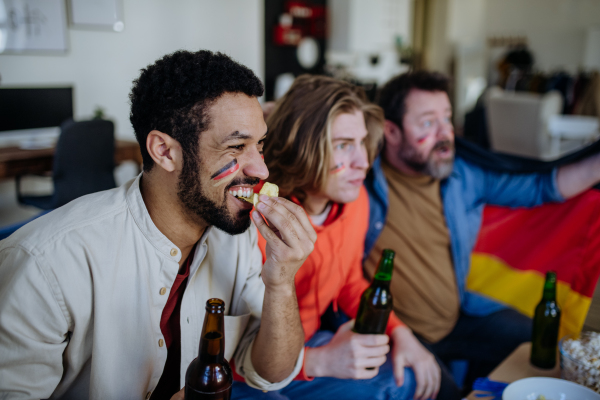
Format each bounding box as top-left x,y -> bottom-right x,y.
469,161 -> 565,208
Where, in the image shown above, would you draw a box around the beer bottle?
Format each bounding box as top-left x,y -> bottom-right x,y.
354,249 -> 395,335
530,271 -> 561,369
185,298 -> 233,400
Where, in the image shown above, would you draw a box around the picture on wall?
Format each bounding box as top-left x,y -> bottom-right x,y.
69,0 -> 124,32
0,0 -> 68,54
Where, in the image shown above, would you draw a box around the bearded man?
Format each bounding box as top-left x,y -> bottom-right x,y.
0,50 -> 315,400
364,71 -> 600,397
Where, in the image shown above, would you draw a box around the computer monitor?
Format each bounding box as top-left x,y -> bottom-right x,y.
0,87 -> 74,132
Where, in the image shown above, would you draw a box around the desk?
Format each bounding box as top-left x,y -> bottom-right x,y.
467,342 -> 561,399
0,140 -> 142,180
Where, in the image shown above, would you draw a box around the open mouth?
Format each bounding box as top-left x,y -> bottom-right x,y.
434,143 -> 453,157
228,186 -> 256,205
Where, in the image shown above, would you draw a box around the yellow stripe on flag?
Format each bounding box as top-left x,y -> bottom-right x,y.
467,253 -> 591,339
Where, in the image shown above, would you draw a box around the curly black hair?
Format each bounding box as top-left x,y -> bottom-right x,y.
129,50 -> 264,172
377,71 -> 449,131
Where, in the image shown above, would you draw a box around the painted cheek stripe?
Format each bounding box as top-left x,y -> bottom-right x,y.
211,159 -> 239,181
330,163 -> 346,175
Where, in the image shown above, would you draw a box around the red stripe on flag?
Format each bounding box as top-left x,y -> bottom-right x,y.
474,189 -> 600,298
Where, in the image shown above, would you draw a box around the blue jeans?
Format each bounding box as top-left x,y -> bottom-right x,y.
418,309 -> 532,395
231,330 -> 417,400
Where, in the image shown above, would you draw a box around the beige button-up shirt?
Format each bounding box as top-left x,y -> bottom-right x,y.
0,175 -> 303,399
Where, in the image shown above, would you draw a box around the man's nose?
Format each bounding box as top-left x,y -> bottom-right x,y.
437,119 -> 454,141
351,146 -> 370,170
242,149 -> 269,181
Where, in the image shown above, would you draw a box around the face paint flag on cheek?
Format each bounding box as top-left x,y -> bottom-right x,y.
211,159 -> 240,187
416,136 -> 429,145
330,162 -> 345,175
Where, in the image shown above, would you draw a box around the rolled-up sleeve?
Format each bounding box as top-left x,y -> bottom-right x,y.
232,227 -> 304,391
237,339 -> 304,390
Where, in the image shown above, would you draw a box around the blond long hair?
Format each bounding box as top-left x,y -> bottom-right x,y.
264,75 -> 384,201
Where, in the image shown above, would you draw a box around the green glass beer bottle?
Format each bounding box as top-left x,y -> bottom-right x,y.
530,271 -> 561,369
353,249 -> 395,335
185,298 -> 233,400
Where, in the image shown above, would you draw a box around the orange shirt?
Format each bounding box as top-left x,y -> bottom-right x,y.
257,186 -> 404,357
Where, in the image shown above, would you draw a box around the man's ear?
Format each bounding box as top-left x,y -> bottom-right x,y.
146,130 -> 181,173
383,120 -> 402,147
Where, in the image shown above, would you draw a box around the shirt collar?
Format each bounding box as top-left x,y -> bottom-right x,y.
126,173 -> 213,263
289,195 -> 344,231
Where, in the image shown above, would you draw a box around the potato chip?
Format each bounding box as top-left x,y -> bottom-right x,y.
240,182 -> 279,206
259,182 -> 279,197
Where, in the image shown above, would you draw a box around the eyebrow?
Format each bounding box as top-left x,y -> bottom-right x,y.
416,111 -> 437,118
416,108 -> 452,118
221,131 -> 252,144
221,130 -> 268,144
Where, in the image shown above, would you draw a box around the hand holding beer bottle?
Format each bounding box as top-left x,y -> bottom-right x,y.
354,249 -> 395,334
302,250 -> 396,380
355,249 -> 441,399
185,298 -> 233,400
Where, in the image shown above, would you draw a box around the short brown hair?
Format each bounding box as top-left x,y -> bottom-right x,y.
264,74 -> 384,200
378,71 -> 450,131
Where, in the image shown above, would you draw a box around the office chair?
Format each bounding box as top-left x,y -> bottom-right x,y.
16,119 -> 117,210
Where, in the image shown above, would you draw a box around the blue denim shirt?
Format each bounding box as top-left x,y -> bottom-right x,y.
364,155 -> 564,317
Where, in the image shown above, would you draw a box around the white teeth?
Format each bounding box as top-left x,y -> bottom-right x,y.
229,188 -> 255,198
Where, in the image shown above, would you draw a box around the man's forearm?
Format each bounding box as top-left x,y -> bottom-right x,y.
557,152 -> 600,199
251,283 -> 304,382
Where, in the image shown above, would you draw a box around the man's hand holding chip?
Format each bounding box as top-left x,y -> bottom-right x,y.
252,192 -> 316,289
250,186 -> 316,382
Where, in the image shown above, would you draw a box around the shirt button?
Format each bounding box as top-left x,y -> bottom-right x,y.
375,221 -> 383,230
170,248 -> 178,257
145,392 -> 152,399
159,287 -> 167,295
158,339 -> 164,347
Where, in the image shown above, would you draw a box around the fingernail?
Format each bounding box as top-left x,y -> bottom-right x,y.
252,211 -> 260,220
259,194 -> 269,202
257,202 -> 266,210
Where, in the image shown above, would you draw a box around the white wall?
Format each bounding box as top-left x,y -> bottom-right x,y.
442,0 -> 600,129
0,0 -> 264,140
434,0 -> 600,75
329,0 -> 412,53
484,0 -> 600,74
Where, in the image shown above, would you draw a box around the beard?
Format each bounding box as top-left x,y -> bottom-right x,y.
177,155 -> 258,235
398,137 -> 455,180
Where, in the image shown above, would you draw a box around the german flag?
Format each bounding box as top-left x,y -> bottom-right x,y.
467,189 -> 600,338
456,138 -> 600,339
